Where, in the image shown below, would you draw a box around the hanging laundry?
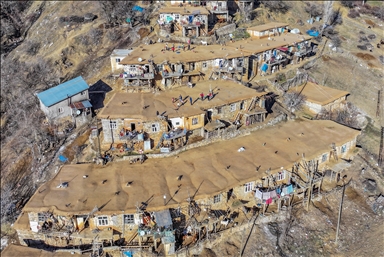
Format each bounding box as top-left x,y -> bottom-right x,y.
282,186 -> 288,195
266,198 -> 273,205
270,190 -> 277,198
276,188 -> 281,194
255,189 -> 263,200
287,184 -> 294,194
262,191 -> 270,200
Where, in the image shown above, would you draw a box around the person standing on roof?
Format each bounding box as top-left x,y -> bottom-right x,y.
188,39 -> 191,50
200,92 -> 204,100
172,44 -> 175,52
189,96 -> 193,105
179,94 -> 183,102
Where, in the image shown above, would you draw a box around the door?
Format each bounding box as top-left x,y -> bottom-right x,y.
131,123 -> 136,131
189,15 -> 193,23
206,110 -> 212,122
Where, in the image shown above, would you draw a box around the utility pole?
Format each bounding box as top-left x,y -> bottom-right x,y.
336,177 -> 347,244
379,126 -> 384,167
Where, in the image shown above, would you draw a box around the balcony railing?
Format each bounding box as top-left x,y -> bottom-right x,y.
210,6 -> 228,12
162,71 -> 183,78
122,73 -> 154,79
181,21 -> 204,27
215,66 -> 243,73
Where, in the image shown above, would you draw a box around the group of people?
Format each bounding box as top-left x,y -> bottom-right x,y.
162,39 -> 192,53
199,89 -> 214,102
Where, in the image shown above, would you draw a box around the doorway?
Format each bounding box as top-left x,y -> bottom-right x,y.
131,123 -> 136,131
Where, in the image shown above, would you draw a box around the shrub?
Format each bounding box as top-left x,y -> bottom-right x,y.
347,9 -> 360,19
25,41 -> 41,56
260,1 -> 291,14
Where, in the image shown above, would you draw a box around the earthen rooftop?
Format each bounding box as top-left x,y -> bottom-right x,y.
247,22 -> 289,31
119,44 -> 252,65
159,6 -> 210,15
227,33 -> 313,54
289,82 -> 349,105
21,120 -> 360,215
97,80 -> 266,120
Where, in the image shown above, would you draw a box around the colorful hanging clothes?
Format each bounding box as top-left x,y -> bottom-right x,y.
255,189 -> 263,200
262,191 -> 270,200
270,190 -> 277,198
276,188 -> 281,194
282,186 -> 288,195
266,198 -> 273,205
287,184 -> 294,194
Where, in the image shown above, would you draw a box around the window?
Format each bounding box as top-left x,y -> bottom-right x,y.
230,103 -> 236,112
217,107 -> 222,114
109,121 -> 117,130
58,107 -> 64,114
276,170 -> 285,181
244,182 -> 254,193
174,14 -> 180,20
115,58 -> 121,63
202,62 -> 207,68
341,144 -> 347,153
192,117 -> 198,125
213,194 -> 221,203
240,101 -> 244,110
175,122 -> 180,126
38,213 -> 46,222
80,91 -> 86,96
124,214 -> 135,224
97,216 -> 109,226
321,154 -> 328,163
151,123 -> 159,132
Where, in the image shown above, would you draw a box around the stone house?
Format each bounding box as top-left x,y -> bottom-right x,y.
246,22 -> 289,39
118,47 -> 157,88
97,80 -> 267,150
228,32 -> 316,78
13,120 -> 360,252
36,76 -> 92,122
158,7 -> 210,37
206,0 -> 229,22
118,43 -> 253,89
110,48 -> 135,72
288,82 -> 349,114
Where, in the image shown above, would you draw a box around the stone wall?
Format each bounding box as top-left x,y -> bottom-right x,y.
215,23 -> 236,37
140,113 -> 287,159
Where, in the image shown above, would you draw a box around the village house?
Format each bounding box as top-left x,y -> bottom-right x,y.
13,119 -> 360,254
228,32 -> 316,78
288,82 -> 350,114
117,48 -> 156,88
36,76 -> 92,122
206,0 -> 229,23
97,80 -> 267,152
118,44 -> 253,89
110,48 -> 135,72
158,7 -> 210,37
246,22 -> 289,39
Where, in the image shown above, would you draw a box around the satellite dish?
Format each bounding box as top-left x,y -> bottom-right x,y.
76,110 -> 81,115
138,57 -> 143,62
140,231 -> 145,236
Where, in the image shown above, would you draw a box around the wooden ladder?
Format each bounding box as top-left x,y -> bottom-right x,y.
247,97 -> 257,112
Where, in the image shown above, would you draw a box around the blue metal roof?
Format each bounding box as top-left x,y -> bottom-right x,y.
37,76 -> 89,107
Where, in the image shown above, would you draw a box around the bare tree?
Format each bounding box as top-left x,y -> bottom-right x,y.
304,3 -> 324,18
316,102 -> 362,128
260,1 -> 291,14
323,1 -> 334,26
283,92 -> 307,113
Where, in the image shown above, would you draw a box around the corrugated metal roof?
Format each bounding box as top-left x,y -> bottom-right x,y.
70,100 -> 92,110
111,48 -> 135,57
153,209 -> 173,228
37,76 -> 89,107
